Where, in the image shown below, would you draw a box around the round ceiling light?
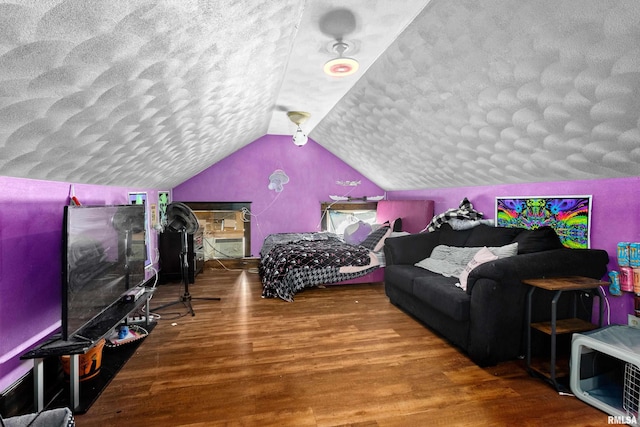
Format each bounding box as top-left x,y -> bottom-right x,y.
324,41 -> 359,77
324,57 -> 359,77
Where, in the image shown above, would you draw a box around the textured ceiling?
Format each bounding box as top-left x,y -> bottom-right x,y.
0,0 -> 638,190
313,0 -> 640,189
0,0 -> 428,188
0,0 -> 304,187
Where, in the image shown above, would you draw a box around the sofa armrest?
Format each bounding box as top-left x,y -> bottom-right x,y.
464,248 -> 609,366
466,248 -> 609,294
383,232 -> 440,265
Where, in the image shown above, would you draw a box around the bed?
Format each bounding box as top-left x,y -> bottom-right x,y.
259,200 -> 434,301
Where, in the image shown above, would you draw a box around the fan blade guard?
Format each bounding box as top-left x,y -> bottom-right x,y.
165,202 -> 199,234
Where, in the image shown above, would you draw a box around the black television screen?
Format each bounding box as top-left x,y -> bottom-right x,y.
62,204 -> 146,341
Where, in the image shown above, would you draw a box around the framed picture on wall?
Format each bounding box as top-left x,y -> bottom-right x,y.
158,191 -> 171,229
495,195 -> 592,249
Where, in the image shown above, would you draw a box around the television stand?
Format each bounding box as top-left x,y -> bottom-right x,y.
21,289 -> 155,413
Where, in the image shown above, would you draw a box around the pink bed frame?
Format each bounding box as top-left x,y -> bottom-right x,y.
332,199 -> 434,285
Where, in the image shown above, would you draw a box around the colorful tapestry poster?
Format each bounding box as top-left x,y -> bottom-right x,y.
495,196 -> 592,249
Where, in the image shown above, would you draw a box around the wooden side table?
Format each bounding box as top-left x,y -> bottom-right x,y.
523,276 -> 607,391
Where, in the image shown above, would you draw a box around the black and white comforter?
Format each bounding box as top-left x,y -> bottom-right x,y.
259,232 -> 336,257
260,234 -> 378,301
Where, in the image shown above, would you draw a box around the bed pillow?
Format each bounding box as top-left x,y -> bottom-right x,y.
375,218 -> 401,232
344,221 -> 372,245
465,224 -> 522,247
457,247 -> 498,291
361,226 -> 391,251
374,227 -> 393,252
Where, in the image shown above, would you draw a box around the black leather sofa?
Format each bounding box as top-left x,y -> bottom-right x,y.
383,223 -> 609,366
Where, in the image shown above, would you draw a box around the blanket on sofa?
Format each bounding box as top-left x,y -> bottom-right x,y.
425,197 -> 484,232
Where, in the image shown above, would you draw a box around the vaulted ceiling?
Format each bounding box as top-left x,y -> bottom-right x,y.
0,0 -> 638,190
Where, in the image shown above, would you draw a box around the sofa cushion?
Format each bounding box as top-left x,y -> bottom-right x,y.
413,275 -> 471,322
437,223 -> 473,246
465,224 -> 522,247
513,226 -> 564,254
384,265 -> 434,294
384,232 -> 441,265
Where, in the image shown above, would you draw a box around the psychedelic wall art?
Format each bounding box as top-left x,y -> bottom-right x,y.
495,196 -> 592,249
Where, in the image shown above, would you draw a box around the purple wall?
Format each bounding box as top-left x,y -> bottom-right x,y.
175,136 -> 639,325
0,177 -> 161,393
390,177 -> 640,325
173,135 -> 385,256
1,136 -> 637,395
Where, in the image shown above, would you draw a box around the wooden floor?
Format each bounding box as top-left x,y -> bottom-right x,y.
75,267 -> 608,426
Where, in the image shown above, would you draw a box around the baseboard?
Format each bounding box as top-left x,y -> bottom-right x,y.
0,358 -> 63,418
206,257 -> 259,270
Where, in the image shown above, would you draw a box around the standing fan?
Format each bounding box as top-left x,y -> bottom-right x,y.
152,202 -> 220,316
165,202 -> 199,234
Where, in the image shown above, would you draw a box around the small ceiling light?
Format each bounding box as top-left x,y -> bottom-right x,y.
287,111 -> 310,147
324,41 -> 359,77
292,127 -> 308,147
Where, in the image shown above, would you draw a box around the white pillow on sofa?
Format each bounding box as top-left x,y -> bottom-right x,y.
456,247 -> 498,291
489,242 -> 518,258
415,245 -> 481,277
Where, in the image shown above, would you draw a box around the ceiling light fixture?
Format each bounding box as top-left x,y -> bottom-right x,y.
324,41 -> 359,77
287,111 -> 310,147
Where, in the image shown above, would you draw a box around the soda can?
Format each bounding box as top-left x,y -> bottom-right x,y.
620,266 -> 634,292
609,271 -> 621,295
634,269 -> 640,294
630,243 -> 640,267
618,242 -> 631,266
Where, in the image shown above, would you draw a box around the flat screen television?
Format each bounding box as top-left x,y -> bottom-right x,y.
62,204 -> 147,341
